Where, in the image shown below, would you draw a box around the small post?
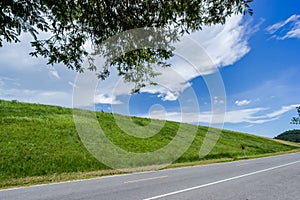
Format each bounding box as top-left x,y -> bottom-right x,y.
241,144 -> 247,158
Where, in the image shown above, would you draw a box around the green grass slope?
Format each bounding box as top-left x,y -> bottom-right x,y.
0,99 -> 299,187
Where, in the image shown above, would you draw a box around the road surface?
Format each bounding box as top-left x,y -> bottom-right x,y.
2,152 -> 300,200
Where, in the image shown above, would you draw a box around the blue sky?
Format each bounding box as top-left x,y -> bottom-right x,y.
0,0 -> 299,138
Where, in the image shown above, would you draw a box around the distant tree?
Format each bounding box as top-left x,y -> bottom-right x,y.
290,107 -> 300,125
1,0 -> 253,92
275,129 -> 300,143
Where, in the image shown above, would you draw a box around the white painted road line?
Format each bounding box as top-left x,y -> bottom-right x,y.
143,160 -> 300,200
124,176 -> 168,184
236,163 -> 249,166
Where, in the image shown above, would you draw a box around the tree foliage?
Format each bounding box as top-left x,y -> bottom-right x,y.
1,0 -> 253,91
291,107 -> 300,125
275,129 -> 300,143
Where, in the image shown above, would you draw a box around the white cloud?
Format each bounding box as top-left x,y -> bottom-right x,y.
94,94 -> 123,105
68,81 -> 77,88
213,96 -> 225,105
0,34 -> 46,71
191,15 -> 251,67
0,77 -> 19,87
49,67 -> 60,79
245,124 -> 254,128
0,87 -> 72,107
139,107 -> 267,124
266,104 -> 300,118
158,91 -> 180,101
0,75 -> 72,107
139,104 -> 300,125
225,104 -> 299,124
235,99 -> 251,106
266,15 -> 300,40
266,15 -> 299,34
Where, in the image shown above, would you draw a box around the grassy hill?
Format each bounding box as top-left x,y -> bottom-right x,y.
0,99 -> 299,188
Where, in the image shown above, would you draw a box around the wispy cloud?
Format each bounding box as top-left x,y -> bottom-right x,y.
49,67 -> 60,79
0,87 -> 71,107
139,104 -> 300,125
68,81 -> 77,88
235,99 -> 251,106
266,15 -> 300,40
265,104 -> 300,118
0,75 -> 72,107
0,77 -> 20,87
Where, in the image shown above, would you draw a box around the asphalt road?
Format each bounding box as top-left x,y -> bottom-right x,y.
2,152 -> 300,200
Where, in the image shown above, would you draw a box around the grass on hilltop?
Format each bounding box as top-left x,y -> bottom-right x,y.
0,99 -> 299,188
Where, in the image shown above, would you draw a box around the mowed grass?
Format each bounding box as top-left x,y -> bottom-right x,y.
0,99 -> 299,188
